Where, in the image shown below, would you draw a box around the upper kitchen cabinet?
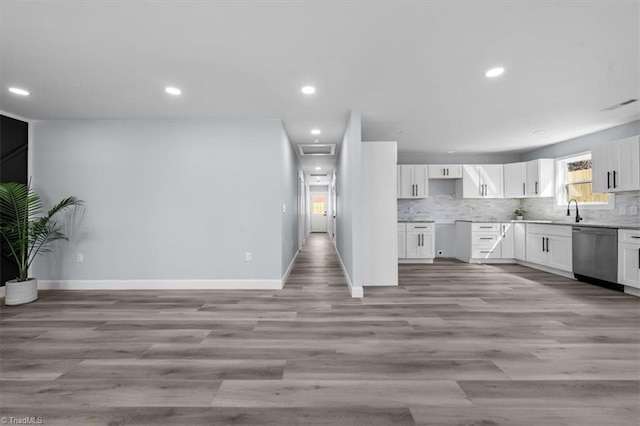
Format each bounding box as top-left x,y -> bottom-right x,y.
428,164 -> 463,179
504,159 -> 554,198
504,162 -> 527,198
398,165 -> 428,199
457,164 -> 504,198
592,136 -> 640,193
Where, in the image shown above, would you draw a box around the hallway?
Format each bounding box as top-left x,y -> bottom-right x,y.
0,233 -> 638,425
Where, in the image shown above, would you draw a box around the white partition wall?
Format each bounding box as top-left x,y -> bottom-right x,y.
361,142 -> 398,286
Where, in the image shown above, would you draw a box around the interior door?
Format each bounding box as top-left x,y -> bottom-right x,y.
310,193 -> 327,232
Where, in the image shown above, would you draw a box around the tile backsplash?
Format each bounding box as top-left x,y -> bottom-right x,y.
398,194 -> 520,223
521,191 -> 640,225
398,190 -> 640,225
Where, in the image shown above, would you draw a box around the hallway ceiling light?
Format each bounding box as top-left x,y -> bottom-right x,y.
8,87 -> 29,96
301,86 -> 316,95
315,167 -> 322,170
165,87 -> 182,95
311,129 -> 321,135
533,129 -> 546,134
485,67 -> 505,78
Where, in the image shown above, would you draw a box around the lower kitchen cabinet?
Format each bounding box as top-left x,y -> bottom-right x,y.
525,224 -> 572,272
399,222 -> 435,263
397,223 -> 407,259
514,222 -> 526,260
618,230 -> 640,289
455,221 -> 514,263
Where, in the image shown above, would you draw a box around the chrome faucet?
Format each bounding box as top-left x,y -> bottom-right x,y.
567,199 -> 583,223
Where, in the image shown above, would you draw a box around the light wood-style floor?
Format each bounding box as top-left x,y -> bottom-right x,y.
1,233 -> 639,425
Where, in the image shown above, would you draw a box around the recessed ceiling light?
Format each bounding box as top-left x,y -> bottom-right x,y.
165,87 -> 182,95
301,86 -> 316,95
485,67 -> 505,78
8,87 -> 29,96
315,167 -> 322,170
533,130 -> 546,135
448,151 -> 456,154
314,139 -> 319,143
311,129 -> 321,135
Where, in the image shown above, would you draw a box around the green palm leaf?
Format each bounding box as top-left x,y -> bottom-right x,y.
0,182 -> 83,281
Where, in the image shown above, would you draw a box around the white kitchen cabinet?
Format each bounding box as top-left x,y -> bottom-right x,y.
500,223 -> 515,259
618,230 -> 640,289
504,159 -> 554,198
514,222 -> 526,260
455,221 -> 514,263
399,222 -> 434,262
526,159 -> 554,197
592,136 -> 640,193
458,165 -> 504,198
504,162 -> 527,198
398,165 -> 428,198
428,164 -> 463,179
525,224 -> 572,272
397,223 -> 407,259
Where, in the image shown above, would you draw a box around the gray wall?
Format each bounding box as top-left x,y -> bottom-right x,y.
520,119 -> 640,161
280,125 -> 299,276
33,119 -> 287,281
335,110 -> 362,287
398,152 -> 520,164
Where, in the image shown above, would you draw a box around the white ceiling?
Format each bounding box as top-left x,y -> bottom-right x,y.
1,1 -> 639,177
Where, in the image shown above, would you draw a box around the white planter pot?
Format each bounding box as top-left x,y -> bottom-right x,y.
4,278 -> 38,305
516,216 -> 524,220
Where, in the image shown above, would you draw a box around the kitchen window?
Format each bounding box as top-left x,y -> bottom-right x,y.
555,152 -> 614,209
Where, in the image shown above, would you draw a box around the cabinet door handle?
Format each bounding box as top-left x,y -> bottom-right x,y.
607,171 -> 611,189
480,250 -> 493,254
638,248 -> 639,269
631,236 -> 640,239
542,237 -> 545,252
420,234 -> 423,247
523,183 -> 526,195
443,168 -> 446,176
446,168 -> 449,176
479,237 -> 494,240
479,226 -> 493,229
535,181 -> 538,194
546,237 -> 550,252
414,226 -> 429,229
613,170 -> 617,188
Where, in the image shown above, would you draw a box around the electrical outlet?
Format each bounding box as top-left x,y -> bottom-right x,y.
619,206 -> 627,215
437,250 -> 444,256
245,252 -> 252,262
76,253 -> 84,263
629,206 -> 638,215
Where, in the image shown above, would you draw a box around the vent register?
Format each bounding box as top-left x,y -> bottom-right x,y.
298,144 -> 336,156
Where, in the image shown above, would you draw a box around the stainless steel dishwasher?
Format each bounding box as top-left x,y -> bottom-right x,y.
572,226 -> 618,285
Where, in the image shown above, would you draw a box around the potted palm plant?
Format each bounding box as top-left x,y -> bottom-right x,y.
514,207 -> 526,220
0,182 -> 82,305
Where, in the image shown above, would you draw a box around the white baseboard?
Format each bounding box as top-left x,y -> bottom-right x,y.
335,249 -> 363,298
36,279 -> 284,291
515,260 -> 576,280
281,250 -> 300,287
0,286 -> 4,298
624,286 -> 640,297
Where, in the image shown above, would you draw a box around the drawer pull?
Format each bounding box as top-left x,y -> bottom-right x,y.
479,226 -> 493,229
413,226 -> 429,228
631,236 -> 640,239
480,251 -> 493,253
479,237 -> 494,240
